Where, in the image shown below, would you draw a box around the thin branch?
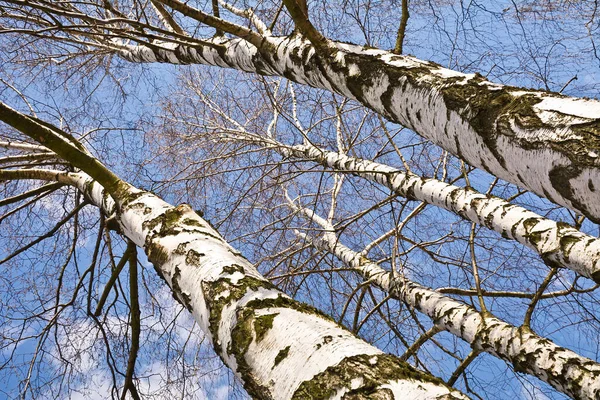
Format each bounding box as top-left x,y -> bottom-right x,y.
86,216 -> 105,315
448,350 -> 479,386
523,266 -> 558,330
156,0 -> 263,46
121,242 -> 141,400
400,326 -> 441,361
469,223 -> 488,315
393,0 -> 410,54
0,202 -> 86,265
94,245 -> 135,316
0,182 -> 63,207
559,75 -> 578,93
269,1 -> 285,32
355,294 -> 392,334
282,0 -> 336,55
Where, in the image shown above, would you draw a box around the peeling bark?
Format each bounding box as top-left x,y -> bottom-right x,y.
117,35 -> 600,222
32,170 -> 467,400
301,232 -> 600,399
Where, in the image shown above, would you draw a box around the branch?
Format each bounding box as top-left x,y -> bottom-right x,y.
121,241 -> 141,400
150,0 -> 185,35
155,0 -> 264,46
0,202 -> 86,265
218,0 -> 271,35
393,0 -> 410,54
0,102 -> 126,199
94,246 -> 133,316
0,182 -> 63,207
282,0 -> 337,55
447,350 -> 479,386
522,266 -> 558,330
400,326 -> 441,361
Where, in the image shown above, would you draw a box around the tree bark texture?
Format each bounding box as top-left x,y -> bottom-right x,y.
118,35 -> 600,222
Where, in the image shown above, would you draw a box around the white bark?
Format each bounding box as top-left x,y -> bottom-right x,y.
297,230 -> 600,399
116,35 -> 600,222
16,169 -> 468,400
270,142 -> 600,283
0,141 -> 50,153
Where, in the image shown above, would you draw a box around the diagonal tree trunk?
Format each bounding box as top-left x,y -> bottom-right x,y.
291,204 -> 600,399
0,104 -> 469,400
4,0 -> 598,220
0,168 -> 470,399
114,33 -> 600,222
223,133 -> 600,283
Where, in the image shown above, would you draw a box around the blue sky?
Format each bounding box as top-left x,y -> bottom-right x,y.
0,0 -> 599,398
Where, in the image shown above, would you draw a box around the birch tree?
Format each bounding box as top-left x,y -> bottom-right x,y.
285,196 -> 600,399
149,73 -> 600,399
1,1 -> 600,399
0,102 -> 470,399
1,0 -> 599,219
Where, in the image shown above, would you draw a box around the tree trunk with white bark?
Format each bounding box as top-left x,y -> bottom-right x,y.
12,169 -> 469,399
0,104 -> 469,399
297,228 -> 600,399
117,186 -> 467,399
4,0 -> 599,220
116,34 -> 600,222
232,135 -> 600,283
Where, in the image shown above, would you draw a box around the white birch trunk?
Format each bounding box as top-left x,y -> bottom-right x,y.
269,142 -> 600,283
28,169 -> 468,400
299,231 -> 600,399
117,35 -> 600,223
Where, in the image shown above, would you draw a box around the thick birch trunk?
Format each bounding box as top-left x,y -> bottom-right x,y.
271,142 -> 600,283
32,170 -> 468,400
118,35 -> 600,222
299,231 -> 600,399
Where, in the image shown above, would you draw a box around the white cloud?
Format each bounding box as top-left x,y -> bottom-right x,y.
42,283 -> 235,399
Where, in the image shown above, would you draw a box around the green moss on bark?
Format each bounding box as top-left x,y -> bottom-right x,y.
185,249 -> 205,267
229,305 -> 273,398
202,274 -> 275,343
254,313 -> 278,342
273,346 -> 291,368
291,353 -> 458,399
151,205 -> 186,231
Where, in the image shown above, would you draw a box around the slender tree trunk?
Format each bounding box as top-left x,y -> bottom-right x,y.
298,228 -> 600,399
117,34 -> 600,222
240,136 -> 600,283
